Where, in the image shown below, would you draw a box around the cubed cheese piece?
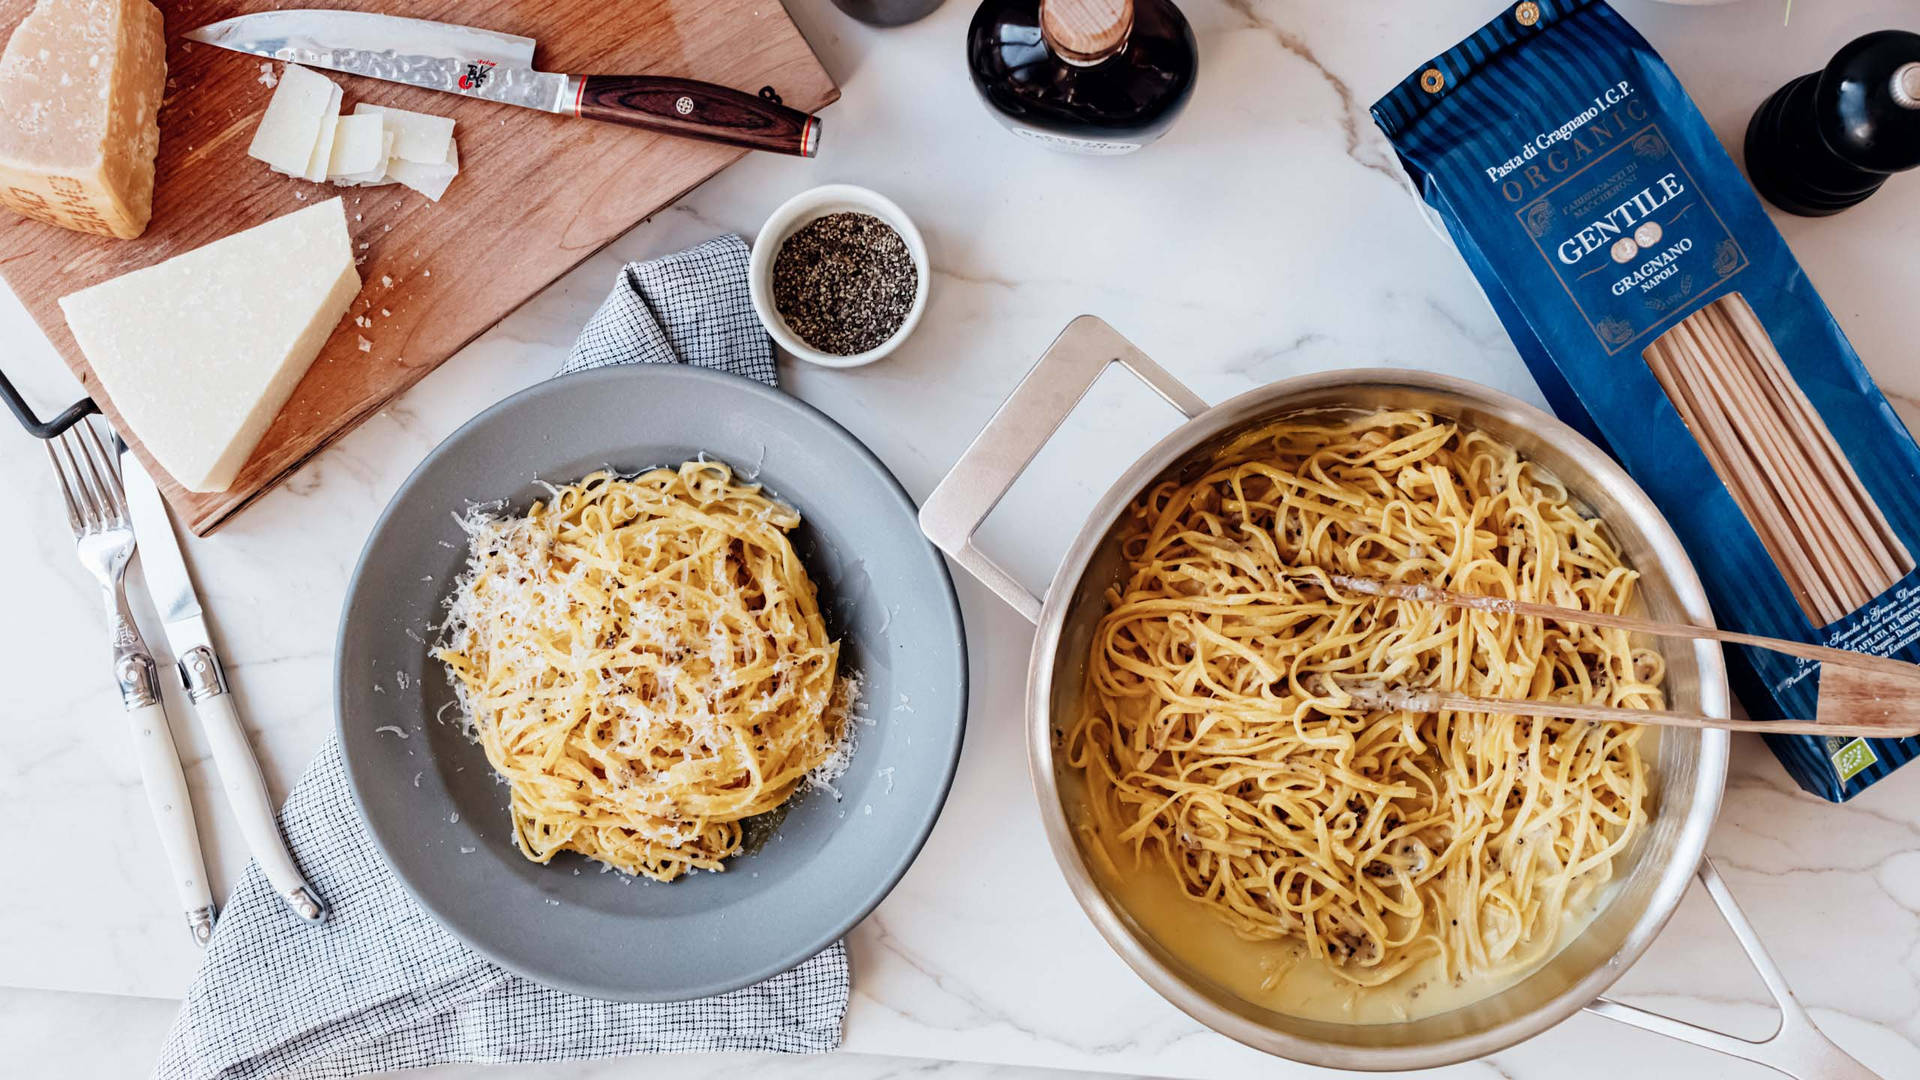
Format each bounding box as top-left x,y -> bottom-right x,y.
300,112 -> 340,183
352,102 -> 454,164
332,129 -> 393,186
325,113 -> 384,179
57,198 -> 361,493
0,0 -> 165,239
247,63 -> 337,175
387,138 -> 459,201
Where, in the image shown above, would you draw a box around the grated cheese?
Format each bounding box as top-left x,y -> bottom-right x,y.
804,670 -> 866,799
433,462 -> 849,882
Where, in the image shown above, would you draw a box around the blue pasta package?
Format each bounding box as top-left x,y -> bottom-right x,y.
1371,0 -> 1920,799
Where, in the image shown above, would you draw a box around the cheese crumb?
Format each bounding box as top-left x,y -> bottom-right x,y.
805,671 -> 868,799
356,335 -> 371,352
257,62 -> 277,87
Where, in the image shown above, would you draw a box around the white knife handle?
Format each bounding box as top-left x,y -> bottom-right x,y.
127,699 -> 218,944
181,647 -> 327,924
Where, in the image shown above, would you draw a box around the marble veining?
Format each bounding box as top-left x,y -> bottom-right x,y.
2,1 -> 1917,1078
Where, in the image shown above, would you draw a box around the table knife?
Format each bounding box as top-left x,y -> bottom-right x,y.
185,9 -> 821,157
120,449 -> 328,925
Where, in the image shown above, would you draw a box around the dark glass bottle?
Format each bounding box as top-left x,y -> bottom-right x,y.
967,0 -> 1197,154
1744,30 -> 1920,216
832,0 -> 944,27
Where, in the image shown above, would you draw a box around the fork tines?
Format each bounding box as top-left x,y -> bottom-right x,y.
46,418 -> 127,534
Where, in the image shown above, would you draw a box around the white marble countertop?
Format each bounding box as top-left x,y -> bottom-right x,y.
4,1 -> 1919,1077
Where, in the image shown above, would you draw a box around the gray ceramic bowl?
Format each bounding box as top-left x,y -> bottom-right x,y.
335,364 -> 967,1001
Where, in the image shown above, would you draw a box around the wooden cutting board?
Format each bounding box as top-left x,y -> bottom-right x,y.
0,0 -> 836,534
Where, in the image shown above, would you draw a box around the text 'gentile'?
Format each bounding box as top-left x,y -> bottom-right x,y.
1556,172 -> 1685,266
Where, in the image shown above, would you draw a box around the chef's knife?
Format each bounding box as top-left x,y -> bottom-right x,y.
120,447 -> 328,925
185,9 -> 821,157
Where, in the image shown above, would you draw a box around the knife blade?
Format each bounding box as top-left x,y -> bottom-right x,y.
120,449 -> 213,657
186,9 -> 821,157
187,9 -> 567,113
187,9 -> 538,69
120,450 -> 329,924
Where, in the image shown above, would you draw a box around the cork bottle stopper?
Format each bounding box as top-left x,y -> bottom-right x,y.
1041,0 -> 1134,64
1894,62 -> 1920,110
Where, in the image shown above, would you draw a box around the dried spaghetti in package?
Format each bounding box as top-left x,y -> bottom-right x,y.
1371,0 -> 1920,799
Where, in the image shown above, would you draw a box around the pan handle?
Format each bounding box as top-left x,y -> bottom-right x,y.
1585,858 -> 1881,1079
0,361 -> 97,439
918,316 -> 1209,623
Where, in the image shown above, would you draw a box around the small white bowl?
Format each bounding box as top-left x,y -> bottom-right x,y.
749,184 -> 930,369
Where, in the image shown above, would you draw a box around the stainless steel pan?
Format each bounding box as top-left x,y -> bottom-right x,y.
920,316 -> 1876,1078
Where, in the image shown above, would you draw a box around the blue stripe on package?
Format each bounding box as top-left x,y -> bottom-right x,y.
1371,0 -> 1920,800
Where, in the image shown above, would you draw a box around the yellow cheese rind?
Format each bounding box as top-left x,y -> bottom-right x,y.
0,0 -> 165,239
57,198 -> 362,493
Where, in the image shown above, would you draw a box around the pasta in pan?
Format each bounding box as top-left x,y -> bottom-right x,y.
436,461 -> 846,882
1068,410 -> 1658,1001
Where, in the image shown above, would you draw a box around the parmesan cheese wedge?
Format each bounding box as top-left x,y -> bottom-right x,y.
248,63 -> 336,176
0,0 -> 166,239
58,198 -> 362,493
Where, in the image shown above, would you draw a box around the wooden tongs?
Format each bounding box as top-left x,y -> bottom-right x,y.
1311,572 -> 1920,739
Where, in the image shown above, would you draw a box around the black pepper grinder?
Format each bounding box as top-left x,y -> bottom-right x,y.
966,0 -> 1197,154
1744,30 -> 1920,216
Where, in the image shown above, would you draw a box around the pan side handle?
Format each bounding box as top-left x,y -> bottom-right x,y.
1586,858 -> 1882,1080
917,315 -> 1208,623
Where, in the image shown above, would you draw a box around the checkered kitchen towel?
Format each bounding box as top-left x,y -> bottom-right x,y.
155,235 -> 848,1080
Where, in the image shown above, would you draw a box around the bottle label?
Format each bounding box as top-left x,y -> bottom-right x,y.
1011,127 -> 1141,155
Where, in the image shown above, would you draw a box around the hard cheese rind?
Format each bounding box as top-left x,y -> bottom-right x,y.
58,198 -> 362,493
0,0 -> 165,239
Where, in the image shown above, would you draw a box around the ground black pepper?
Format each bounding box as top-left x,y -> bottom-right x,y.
771,212 -> 917,356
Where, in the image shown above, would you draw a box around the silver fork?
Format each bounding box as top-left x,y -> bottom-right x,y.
48,419 -> 218,944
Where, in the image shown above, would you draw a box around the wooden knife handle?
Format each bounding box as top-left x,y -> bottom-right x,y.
573,76 -> 820,157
